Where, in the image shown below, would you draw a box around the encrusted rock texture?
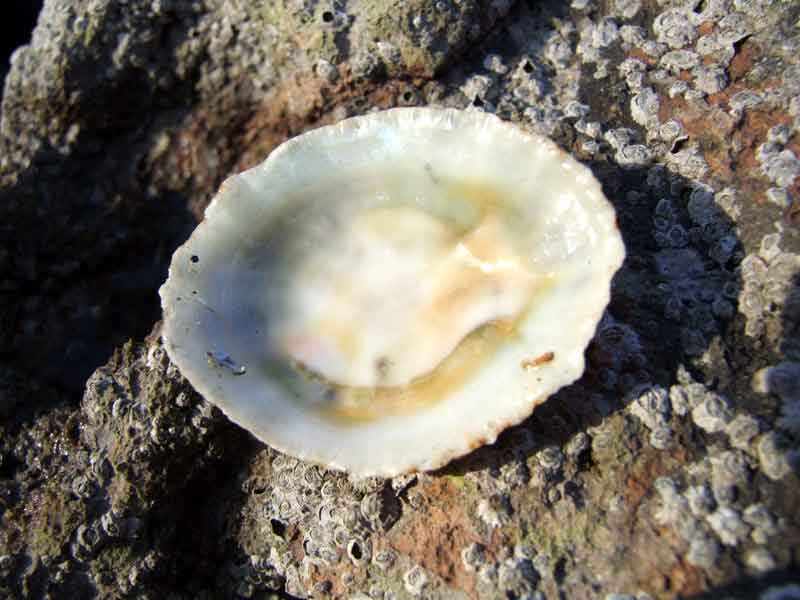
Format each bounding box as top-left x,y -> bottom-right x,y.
1,0 -> 799,598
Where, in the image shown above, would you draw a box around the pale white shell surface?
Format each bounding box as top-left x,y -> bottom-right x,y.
159,107 -> 625,477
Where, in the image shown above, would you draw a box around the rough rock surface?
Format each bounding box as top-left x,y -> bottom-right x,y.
1,0 -> 799,598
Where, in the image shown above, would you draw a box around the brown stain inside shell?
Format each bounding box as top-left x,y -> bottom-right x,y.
521,351 -> 554,370
320,318 -> 523,423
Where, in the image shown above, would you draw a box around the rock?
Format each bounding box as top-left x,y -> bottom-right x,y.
745,548 -> 777,573
685,484 -> 716,518
707,507 -> 751,547
2,0 -> 800,598
686,536 -> 721,569
757,432 -> 796,481
691,392 -> 734,433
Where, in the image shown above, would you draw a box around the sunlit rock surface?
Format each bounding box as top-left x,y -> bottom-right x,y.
1,0 -> 799,598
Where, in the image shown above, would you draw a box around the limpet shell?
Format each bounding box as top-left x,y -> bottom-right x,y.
159,107 -> 625,476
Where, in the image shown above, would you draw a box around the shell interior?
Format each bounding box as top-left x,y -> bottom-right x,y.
159,107 -> 625,476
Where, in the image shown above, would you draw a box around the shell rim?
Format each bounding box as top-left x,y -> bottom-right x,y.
159,106 -> 625,477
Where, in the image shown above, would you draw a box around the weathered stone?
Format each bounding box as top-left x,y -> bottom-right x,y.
3,0 -> 800,598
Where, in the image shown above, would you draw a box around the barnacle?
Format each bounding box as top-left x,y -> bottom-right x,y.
159,107 -> 624,476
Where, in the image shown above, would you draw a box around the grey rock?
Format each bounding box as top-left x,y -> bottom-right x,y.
373,548 -> 397,571
592,18 -> 621,49
717,12 -> 751,44
461,543 -> 487,572
761,584 -> 800,600
691,392 -> 734,433
707,507 -> 751,546
686,535 -> 721,569
669,80 -> 690,98
620,26 -> 646,48
743,503 -> 780,542
605,127 -> 639,150
660,49 -> 700,71
628,385 -> 670,431
710,450 -> 751,505
760,149 -> 800,188
649,426 -> 673,450
758,432 -> 795,480
685,484 -> 716,517
653,8 -> 697,49
654,477 -> 689,525
693,65 -> 728,94
630,88 -> 660,128
537,446 -> 565,471
654,248 -> 705,279
726,414 -> 762,451
729,89 -> 764,111
667,147 -> 709,178
4,1 -> 800,598
669,385 -> 692,417
565,432 -> 590,457
659,119 -> 686,145
404,566 -> 429,596
765,187 -> 792,209
745,548 -> 777,573
614,0 -> 641,20
758,233 -> 781,264
768,124 -> 791,145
